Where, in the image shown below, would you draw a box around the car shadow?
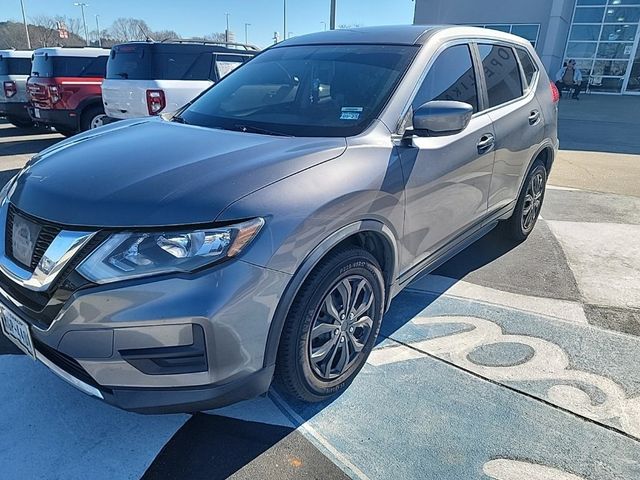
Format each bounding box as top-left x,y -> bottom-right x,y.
0,137 -> 60,157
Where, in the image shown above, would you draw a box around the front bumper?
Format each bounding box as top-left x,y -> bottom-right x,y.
0,101 -> 31,123
28,107 -> 79,132
0,259 -> 291,413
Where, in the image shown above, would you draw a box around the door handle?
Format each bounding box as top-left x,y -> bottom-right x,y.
528,110 -> 540,125
477,133 -> 495,154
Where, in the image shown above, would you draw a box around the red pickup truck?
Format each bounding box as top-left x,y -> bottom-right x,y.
27,47 -> 110,136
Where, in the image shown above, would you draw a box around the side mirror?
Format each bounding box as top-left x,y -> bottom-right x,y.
410,100 -> 473,137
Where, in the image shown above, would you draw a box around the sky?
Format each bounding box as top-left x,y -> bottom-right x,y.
4,0 -> 417,48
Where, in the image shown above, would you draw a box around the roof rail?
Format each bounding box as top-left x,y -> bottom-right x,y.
158,38 -> 260,51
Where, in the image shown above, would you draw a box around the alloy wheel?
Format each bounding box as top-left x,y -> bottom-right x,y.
521,170 -> 544,233
308,275 -> 375,380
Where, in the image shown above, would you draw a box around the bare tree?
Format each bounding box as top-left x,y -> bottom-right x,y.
110,18 -> 151,42
29,15 -> 58,47
0,22 -> 29,49
203,32 -> 227,42
151,29 -> 180,41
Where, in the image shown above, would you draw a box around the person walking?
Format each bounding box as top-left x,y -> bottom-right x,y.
555,59 -> 583,100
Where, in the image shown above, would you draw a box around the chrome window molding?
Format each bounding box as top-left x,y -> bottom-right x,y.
0,201 -> 95,292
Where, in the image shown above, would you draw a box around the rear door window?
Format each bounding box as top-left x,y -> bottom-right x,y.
0,57 -> 31,76
412,44 -> 479,112
477,44 -> 523,107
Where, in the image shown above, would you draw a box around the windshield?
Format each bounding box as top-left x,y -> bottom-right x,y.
179,44 -> 418,137
0,57 -> 31,76
31,55 -> 107,78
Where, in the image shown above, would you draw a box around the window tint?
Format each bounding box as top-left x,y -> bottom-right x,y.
412,44 -> 478,112
0,57 -> 31,76
31,55 -> 108,78
478,44 -> 523,107
183,53 -> 213,80
515,48 -> 538,89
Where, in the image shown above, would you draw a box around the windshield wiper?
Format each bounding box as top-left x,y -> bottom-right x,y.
115,72 -> 129,79
231,124 -> 291,137
172,115 -> 188,124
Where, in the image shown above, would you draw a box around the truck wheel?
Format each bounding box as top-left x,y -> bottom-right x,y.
81,105 -> 107,132
275,247 -> 385,402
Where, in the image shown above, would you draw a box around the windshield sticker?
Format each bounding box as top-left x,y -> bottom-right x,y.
340,111 -> 360,120
341,107 -> 363,112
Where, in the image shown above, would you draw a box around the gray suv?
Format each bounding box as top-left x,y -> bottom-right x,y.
0,26 -> 557,413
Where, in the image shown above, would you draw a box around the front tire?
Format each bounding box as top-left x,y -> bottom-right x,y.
502,159 -> 547,242
275,247 -> 385,402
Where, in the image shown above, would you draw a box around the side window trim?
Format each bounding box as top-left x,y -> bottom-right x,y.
469,42 -> 489,112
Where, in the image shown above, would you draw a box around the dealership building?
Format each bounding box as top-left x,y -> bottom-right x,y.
414,0 -> 640,94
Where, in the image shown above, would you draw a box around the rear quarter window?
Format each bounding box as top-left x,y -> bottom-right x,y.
515,48 -> 539,90
31,55 -> 108,78
0,57 -> 31,76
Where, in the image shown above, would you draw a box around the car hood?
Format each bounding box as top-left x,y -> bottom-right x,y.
9,119 -> 347,227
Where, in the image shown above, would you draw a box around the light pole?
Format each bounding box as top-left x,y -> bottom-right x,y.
19,0 -> 31,49
320,21 -> 327,31
330,0 -> 337,30
74,2 -> 90,46
95,14 -> 101,47
244,23 -> 251,44
283,0 -> 287,43
225,13 -> 230,44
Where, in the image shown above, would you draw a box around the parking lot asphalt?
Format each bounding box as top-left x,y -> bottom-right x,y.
1,120 -> 640,479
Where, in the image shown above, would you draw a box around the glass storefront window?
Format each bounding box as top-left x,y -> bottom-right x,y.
575,59 -> 596,77
470,24 -> 540,47
588,76 -> 625,92
593,59 -> 629,75
577,0 -> 606,5
574,7 -> 606,22
603,7 -> 640,23
485,24 -> 511,33
597,42 -> 634,58
567,42 -> 598,58
570,24 -> 602,40
601,24 -> 638,41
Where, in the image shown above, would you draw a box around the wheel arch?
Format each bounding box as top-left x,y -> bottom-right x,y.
262,219 -> 399,369
514,142 -> 555,202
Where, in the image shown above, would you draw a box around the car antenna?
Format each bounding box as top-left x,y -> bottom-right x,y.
137,23 -> 154,42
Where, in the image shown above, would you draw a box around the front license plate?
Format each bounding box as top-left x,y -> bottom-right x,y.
33,108 -> 41,119
0,306 -> 36,359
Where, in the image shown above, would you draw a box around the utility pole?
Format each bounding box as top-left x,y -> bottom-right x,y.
19,0 -> 31,49
74,2 -> 90,46
95,14 -> 101,47
330,0 -> 337,30
244,23 -> 250,44
225,12 -> 230,44
283,0 -> 287,43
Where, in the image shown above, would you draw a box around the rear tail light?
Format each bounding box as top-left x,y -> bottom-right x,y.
3,81 -> 17,98
550,81 -> 560,103
49,84 -> 61,104
146,89 -> 166,115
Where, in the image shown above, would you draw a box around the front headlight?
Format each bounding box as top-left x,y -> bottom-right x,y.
77,218 -> 264,284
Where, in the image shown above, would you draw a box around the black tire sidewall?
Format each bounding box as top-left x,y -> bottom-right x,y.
81,105 -> 105,132
282,249 -> 385,400
509,161 -> 547,241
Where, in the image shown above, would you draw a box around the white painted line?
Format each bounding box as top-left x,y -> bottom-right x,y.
484,459 -> 586,480
270,390 -> 372,480
407,274 -> 589,324
547,185 -> 584,192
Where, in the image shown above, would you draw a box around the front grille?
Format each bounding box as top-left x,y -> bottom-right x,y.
1,204 -> 108,329
5,204 -> 62,272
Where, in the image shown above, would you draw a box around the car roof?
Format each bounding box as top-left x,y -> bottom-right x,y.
116,41 -> 259,53
0,49 -> 33,59
276,24 -> 534,49
32,47 -> 111,58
